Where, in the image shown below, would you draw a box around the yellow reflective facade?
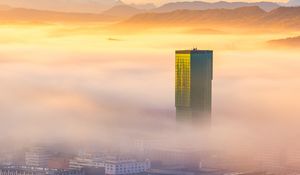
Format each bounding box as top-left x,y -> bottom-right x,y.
175,53 -> 191,107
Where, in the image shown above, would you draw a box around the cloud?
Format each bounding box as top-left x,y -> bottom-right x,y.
0,23 -> 300,171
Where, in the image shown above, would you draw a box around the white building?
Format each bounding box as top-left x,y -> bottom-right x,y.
69,152 -> 105,169
69,151 -> 150,175
25,147 -> 51,167
0,166 -> 83,175
105,156 -> 150,175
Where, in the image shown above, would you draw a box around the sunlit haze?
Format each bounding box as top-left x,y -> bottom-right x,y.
0,1 -> 300,175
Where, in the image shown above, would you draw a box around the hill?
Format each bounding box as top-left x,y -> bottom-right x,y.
0,0 -> 123,13
0,8 -> 118,23
123,6 -> 266,26
268,36 -> 300,47
101,5 -> 144,18
129,3 -> 156,10
118,6 -> 300,31
154,1 -> 280,12
258,7 -> 300,28
0,4 -> 10,10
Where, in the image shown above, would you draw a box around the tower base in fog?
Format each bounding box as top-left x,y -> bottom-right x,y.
176,107 -> 211,126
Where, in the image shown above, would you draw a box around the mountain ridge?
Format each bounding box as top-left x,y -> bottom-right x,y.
1,4 -> 300,31
0,0 -> 123,13
99,1 -> 281,19
154,1 -> 280,12
0,4 -> 10,10
117,6 -> 300,31
129,3 -> 156,10
268,36 -> 300,47
0,0 -> 281,14
0,7 -> 118,23
124,6 -> 266,25
101,4 -> 145,18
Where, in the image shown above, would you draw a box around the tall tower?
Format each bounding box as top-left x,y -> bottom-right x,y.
175,49 -> 213,124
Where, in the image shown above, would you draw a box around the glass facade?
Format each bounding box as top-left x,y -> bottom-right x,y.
175,53 -> 191,107
175,50 -> 213,124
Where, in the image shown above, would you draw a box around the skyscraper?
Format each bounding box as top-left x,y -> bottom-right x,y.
175,49 -> 213,124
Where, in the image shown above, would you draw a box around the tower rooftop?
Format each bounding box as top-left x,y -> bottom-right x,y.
176,49 -> 213,54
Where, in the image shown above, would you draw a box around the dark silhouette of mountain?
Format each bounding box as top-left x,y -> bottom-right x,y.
0,7 -> 117,22
119,6 -> 300,31
268,36 -> 300,47
102,5 -> 144,18
154,1 -> 279,12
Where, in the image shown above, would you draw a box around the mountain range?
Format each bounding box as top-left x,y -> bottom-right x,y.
100,1 -> 280,19
0,0 -> 284,15
0,8 -> 117,23
0,4 -> 10,10
1,1 -> 300,32
269,36 -> 300,47
118,6 -> 300,31
129,3 -> 156,10
1,0 -> 300,15
154,1 -> 279,12
0,0 -> 123,13
101,5 -> 144,18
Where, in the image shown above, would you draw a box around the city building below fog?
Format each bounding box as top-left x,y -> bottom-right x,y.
69,151 -> 151,175
25,147 -> 51,168
0,166 -> 83,175
69,152 -> 105,169
105,156 -> 150,175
